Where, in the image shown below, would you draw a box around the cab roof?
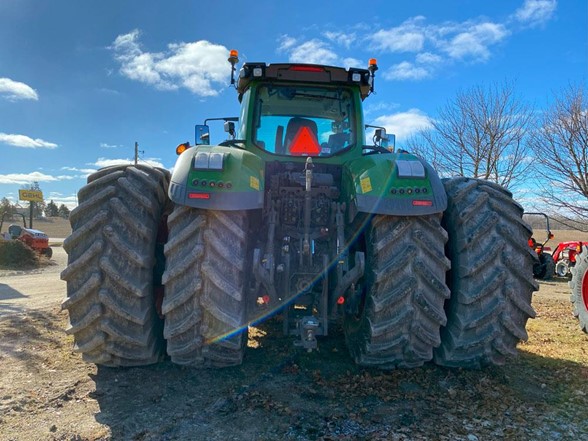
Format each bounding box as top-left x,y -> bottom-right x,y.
237,63 -> 372,100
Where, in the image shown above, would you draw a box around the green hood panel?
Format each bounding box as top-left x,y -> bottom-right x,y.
345,152 -> 447,216
168,146 -> 264,210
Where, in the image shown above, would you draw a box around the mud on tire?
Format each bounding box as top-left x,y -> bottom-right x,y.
569,250 -> 588,333
436,177 -> 538,368
60,165 -> 170,367
162,206 -> 250,367
344,214 -> 451,369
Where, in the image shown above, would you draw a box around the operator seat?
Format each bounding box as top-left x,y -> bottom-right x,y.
284,117 -> 318,153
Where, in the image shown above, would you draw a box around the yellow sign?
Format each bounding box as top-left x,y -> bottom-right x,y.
249,176 -> 260,190
360,177 -> 372,193
19,189 -> 44,202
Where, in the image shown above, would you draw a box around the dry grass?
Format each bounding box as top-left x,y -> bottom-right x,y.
523,292 -> 588,364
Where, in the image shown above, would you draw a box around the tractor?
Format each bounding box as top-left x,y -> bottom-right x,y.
551,241 -> 588,277
524,212 -> 555,280
0,213 -> 52,258
61,52 -> 537,369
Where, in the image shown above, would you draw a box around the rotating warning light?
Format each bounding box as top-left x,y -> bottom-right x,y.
176,142 -> 190,155
228,49 -> 239,64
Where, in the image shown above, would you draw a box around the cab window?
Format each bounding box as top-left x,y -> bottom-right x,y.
252,85 -> 354,156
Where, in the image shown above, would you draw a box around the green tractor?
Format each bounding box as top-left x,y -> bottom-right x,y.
61,52 -> 538,369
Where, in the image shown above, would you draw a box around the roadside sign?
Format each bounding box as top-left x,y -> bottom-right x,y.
19,189 -> 43,202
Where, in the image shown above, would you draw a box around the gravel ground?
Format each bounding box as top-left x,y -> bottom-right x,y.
0,247 -> 587,440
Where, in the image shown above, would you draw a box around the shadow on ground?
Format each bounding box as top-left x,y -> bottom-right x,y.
91,320 -> 588,440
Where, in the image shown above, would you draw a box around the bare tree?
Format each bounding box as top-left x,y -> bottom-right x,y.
530,84 -> 588,229
407,80 -> 534,189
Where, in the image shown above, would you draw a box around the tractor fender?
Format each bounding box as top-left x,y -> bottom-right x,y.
168,145 -> 264,210
344,152 -> 447,218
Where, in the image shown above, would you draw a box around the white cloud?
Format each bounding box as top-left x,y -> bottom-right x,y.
277,35 -> 298,52
513,0 -> 557,27
99,143 -> 119,149
111,29 -> 229,97
323,31 -> 356,49
61,166 -> 97,177
0,133 -> 57,149
0,77 -> 38,101
369,17 -> 427,53
372,109 -> 433,140
442,22 -> 509,60
0,171 -> 74,185
287,39 -> 338,65
342,57 -> 363,68
415,52 -> 443,65
91,157 -> 165,169
383,61 -> 432,81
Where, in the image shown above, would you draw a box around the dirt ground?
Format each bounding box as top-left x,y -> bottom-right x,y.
1,245 -> 587,441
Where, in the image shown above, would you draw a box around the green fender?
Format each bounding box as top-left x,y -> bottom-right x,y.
168,145 -> 264,210
344,152 -> 447,217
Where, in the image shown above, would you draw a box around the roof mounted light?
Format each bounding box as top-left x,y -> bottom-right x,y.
368,58 -> 378,94
228,49 -> 239,87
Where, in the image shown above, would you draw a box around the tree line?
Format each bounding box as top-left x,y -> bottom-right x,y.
405,82 -> 588,230
1,196 -> 70,220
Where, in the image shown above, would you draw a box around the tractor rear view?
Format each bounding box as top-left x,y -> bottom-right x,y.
61,52 -> 537,369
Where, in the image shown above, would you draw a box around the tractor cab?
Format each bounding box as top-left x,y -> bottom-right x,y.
235,61 -> 373,159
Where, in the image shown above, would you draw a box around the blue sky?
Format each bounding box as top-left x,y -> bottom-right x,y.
0,0 -> 586,210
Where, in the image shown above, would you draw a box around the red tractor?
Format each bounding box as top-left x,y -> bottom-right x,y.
0,213 -> 53,258
569,250 -> 588,334
525,212 -> 555,280
551,241 -> 588,277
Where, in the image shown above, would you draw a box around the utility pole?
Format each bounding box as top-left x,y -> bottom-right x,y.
134,141 -> 144,165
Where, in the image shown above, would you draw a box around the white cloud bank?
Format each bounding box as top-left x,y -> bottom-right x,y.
513,0 -> 557,27
91,157 -> 165,169
276,1 -> 556,84
0,78 -> 38,101
372,109 -> 433,140
0,171 -> 73,185
111,30 -> 229,97
0,133 -> 58,149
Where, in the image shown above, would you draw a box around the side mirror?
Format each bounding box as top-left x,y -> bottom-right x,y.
374,128 -> 395,150
224,121 -> 236,138
195,125 -> 210,145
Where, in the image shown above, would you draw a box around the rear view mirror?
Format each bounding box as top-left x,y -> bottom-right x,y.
195,125 -> 210,145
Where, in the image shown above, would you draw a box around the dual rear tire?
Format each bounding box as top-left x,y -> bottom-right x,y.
344,177 -> 538,369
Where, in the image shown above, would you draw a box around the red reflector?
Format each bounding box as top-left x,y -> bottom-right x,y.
412,200 -> 433,206
188,192 -> 210,199
289,65 -> 324,72
289,126 -> 321,156
337,296 -> 345,305
262,295 -> 270,304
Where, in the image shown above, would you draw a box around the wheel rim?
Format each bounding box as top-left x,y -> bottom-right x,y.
556,261 -> 568,277
582,266 -> 588,312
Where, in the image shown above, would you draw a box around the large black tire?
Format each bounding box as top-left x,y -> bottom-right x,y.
569,251 -> 588,333
162,206 -> 250,367
60,165 -> 170,366
344,214 -> 451,369
436,178 -> 538,368
534,252 -> 555,280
